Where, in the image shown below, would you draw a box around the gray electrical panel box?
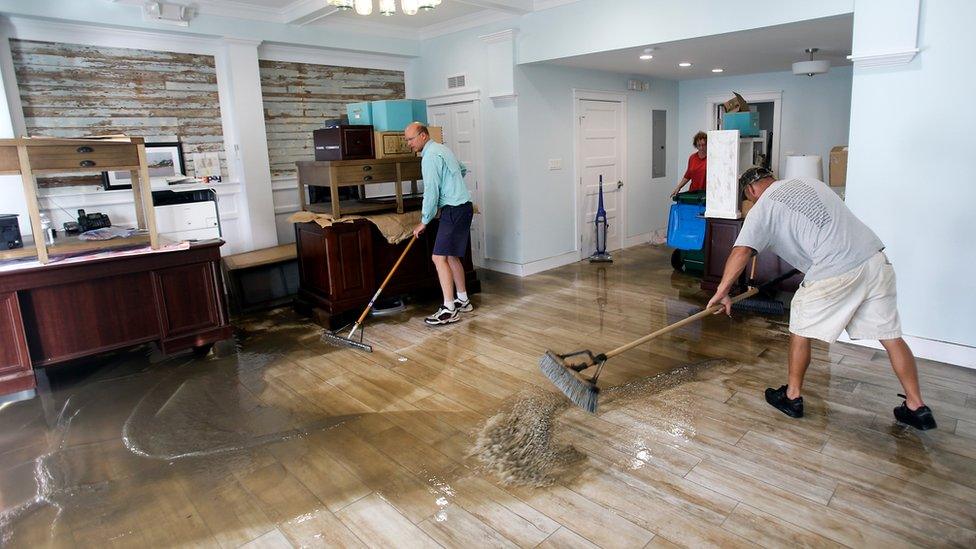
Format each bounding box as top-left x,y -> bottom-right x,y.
652,110 -> 667,178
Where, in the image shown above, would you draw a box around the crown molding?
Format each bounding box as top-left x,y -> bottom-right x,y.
258,43 -> 413,72
2,14 -> 222,55
480,27 -> 517,43
846,49 -> 919,69
221,37 -> 263,47
532,0 -> 582,10
419,11 -> 515,40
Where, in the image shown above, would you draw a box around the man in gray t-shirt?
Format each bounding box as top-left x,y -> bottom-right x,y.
706,167 -> 936,430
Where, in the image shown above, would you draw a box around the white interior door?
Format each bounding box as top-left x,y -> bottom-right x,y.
428,101 -> 484,267
578,99 -> 624,259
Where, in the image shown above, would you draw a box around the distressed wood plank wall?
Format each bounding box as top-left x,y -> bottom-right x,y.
259,60 -> 404,178
10,38 -> 225,187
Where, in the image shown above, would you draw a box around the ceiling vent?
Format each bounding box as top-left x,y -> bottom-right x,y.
447,74 -> 466,90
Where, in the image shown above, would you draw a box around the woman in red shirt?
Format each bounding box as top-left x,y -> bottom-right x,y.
670,131 -> 707,198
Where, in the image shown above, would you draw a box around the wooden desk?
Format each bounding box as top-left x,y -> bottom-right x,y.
0,240 -> 233,397
294,219 -> 480,327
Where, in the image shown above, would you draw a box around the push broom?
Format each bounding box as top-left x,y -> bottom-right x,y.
539,266 -> 800,413
322,234 -> 418,353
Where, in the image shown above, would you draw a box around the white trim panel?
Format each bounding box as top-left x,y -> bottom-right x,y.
837,333 -> 976,370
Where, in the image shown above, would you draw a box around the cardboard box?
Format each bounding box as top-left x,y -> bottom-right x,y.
723,92 -> 749,113
829,146 -> 848,186
373,126 -> 442,159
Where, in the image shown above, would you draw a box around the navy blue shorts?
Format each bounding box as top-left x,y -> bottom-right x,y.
433,202 -> 473,257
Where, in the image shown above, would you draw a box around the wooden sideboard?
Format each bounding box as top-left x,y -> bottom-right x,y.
701,217 -> 803,292
294,219 -> 480,327
0,240 -> 233,397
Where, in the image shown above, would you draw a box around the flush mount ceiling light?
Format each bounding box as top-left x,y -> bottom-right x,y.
639,48 -> 654,61
711,68 -> 724,73
678,62 -> 693,68
327,0 -> 436,15
792,47 -> 830,76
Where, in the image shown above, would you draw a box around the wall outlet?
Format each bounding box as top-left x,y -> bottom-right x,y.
548,158 -> 562,171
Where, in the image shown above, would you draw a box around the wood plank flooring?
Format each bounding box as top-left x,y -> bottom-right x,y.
1,244 -> 975,548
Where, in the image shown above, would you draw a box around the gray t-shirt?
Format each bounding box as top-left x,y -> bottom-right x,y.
734,177 -> 883,281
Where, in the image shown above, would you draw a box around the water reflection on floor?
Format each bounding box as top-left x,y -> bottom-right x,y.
1,245 -> 975,548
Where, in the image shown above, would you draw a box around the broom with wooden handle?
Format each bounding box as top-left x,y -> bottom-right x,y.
322,234 -> 418,353
539,266 -> 800,413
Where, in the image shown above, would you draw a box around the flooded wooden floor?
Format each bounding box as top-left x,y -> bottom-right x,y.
2,244 -> 975,548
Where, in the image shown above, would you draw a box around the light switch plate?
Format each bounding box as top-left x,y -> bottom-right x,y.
548,158 -> 562,171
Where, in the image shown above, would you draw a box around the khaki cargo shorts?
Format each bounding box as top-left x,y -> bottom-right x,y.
789,251 -> 902,343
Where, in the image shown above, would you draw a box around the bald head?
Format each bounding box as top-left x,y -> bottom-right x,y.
404,122 -> 429,153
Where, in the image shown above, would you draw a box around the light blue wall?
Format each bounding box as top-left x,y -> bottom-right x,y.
414,21 -> 524,264
678,67 -> 853,179
519,0 -> 854,64
847,0 -> 975,347
0,0 -> 419,56
516,63 -> 679,263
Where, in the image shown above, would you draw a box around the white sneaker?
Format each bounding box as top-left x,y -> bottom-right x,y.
454,298 -> 473,313
425,306 -> 460,325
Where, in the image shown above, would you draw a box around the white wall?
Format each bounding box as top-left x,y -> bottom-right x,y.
678,66 -> 853,179
846,0 -> 975,349
519,0 -> 854,64
516,63 -> 679,263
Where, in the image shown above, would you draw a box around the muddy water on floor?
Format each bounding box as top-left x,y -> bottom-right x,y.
471,359 -> 736,486
0,315 -> 368,546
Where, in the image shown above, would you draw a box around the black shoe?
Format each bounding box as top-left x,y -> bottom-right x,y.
424,306 -> 460,326
765,385 -> 803,418
893,394 -> 937,430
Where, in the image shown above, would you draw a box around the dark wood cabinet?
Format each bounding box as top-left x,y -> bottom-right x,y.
0,292 -> 32,394
295,219 -> 480,327
0,240 -> 233,397
702,217 -> 802,292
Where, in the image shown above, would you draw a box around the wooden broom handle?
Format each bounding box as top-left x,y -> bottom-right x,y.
604,255 -> 761,360
354,234 -> 418,325
603,287 -> 758,359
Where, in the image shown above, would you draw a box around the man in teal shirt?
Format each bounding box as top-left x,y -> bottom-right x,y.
406,122 -> 474,325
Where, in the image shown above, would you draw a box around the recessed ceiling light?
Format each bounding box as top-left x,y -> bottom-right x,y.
711,68 -> 724,73
639,48 -> 654,61
678,62 -> 693,68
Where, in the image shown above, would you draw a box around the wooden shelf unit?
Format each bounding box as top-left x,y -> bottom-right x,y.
296,157 -> 422,219
0,136 -> 159,264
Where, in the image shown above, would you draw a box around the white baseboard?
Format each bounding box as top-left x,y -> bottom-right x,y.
623,228 -> 667,248
482,249 -> 580,277
837,333 -> 976,370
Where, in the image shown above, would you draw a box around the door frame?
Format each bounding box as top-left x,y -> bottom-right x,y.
572,88 -> 628,261
425,91 -> 485,267
704,90 -> 782,175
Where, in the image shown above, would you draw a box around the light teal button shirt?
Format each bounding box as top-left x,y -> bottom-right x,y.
419,139 -> 471,225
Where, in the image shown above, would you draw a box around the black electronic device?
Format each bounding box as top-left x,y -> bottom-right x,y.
63,221 -> 82,235
77,209 -> 112,232
0,214 -> 23,249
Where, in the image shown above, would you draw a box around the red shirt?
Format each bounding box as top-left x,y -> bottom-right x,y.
683,152 -> 707,191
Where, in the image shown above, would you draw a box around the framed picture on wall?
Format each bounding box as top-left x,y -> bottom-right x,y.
102,141 -> 185,190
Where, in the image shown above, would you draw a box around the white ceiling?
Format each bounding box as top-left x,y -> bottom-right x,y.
548,15 -> 853,80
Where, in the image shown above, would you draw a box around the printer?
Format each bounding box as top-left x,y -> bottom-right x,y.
152,186 -> 221,242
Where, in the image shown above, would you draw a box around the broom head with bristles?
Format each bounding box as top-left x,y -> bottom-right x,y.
322,328 -> 373,353
538,350 -> 601,413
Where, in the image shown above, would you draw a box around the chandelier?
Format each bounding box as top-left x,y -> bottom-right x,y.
328,0 -> 441,16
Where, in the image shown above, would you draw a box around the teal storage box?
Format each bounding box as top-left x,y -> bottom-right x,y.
723,111 -> 760,137
371,99 -> 427,131
346,102 -> 372,125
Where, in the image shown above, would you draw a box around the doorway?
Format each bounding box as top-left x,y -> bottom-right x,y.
574,91 -> 627,260
427,100 -> 485,267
